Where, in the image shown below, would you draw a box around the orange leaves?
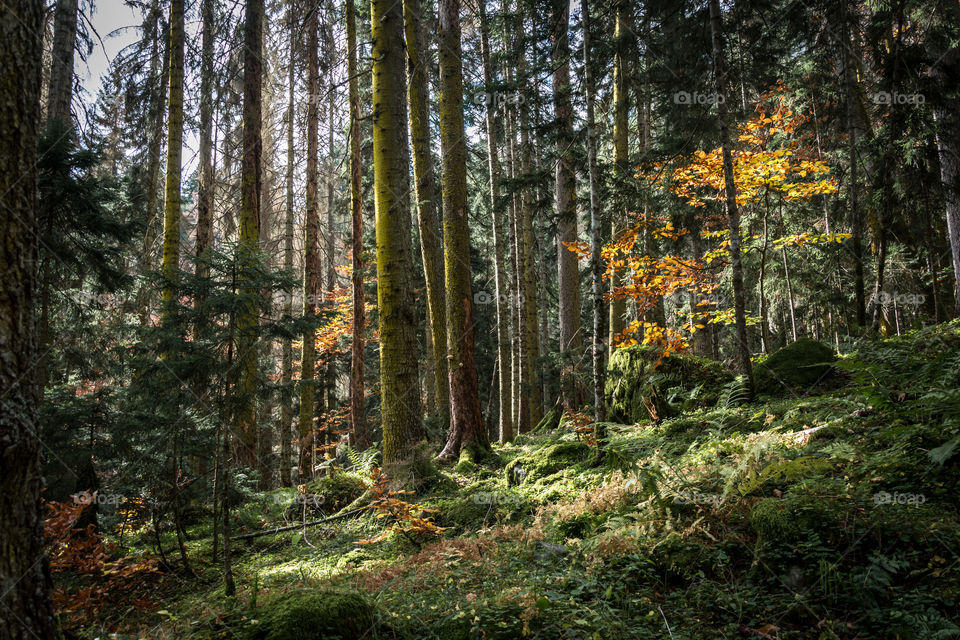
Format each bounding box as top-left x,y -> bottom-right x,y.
358,469 -> 447,545
665,87 -> 838,209
561,240 -> 592,261
773,231 -> 851,249
563,408 -> 596,446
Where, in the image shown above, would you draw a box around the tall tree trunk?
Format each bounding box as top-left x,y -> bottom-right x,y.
931,0 -> 960,316
582,0 -> 605,425
517,14 -> 540,429
477,0 -> 512,443
237,0 -> 263,467
347,0 -> 369,448
161,0 -> 185,319
437,0 -> 489,462
709,0 -> 753,391
300,4 -> 321,477
323,17 -> 337,460
372,0 -> 424,468
0,0 -> 57,635
843,2 -> 867,327
280,7 -> 295,486
551,0 -> 582,408
46,0 -> 78,126
608,0 -> 629,346
196,0 -> 215,281
404,0 -> 450,427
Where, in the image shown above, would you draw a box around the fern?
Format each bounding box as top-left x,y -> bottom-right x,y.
717,375 -> 750,409
343,444 -> 380,474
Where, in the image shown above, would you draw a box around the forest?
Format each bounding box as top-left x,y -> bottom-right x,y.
1,0 -> 960,637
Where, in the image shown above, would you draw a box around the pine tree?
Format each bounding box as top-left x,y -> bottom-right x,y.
371,0 -> 424,469
437,0 -> 490,462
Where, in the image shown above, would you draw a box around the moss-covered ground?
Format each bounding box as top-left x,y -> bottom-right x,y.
67,324 -> 960,639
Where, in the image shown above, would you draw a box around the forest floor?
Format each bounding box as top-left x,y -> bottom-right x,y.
60,324 -> 960,640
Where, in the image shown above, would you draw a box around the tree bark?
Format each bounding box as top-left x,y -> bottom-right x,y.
300,4 -> 321,477
46,0 -> 78,126
709,0 -> 753,391
0,0 -> 58,635
551,0 -> 582,408
437,0 -> 489,462
477,0 -> 513,443
583,0 -> 606,425
280,6 -> 296,486
347,0 -> 369,448
236,0 -> 264,467
372,0 -> 424,467
608,0 -> 629,346
404,0 -> 450,427
161,0 -> 185,319
196,0 -> 215,283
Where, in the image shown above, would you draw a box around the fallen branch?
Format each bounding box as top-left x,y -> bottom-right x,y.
231,507 -> 367,541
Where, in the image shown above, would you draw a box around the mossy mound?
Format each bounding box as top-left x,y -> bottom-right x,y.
749,494 -> 843,546
754,338 -> 837,394
604,346 -> 732,424
248,589 -> 376,640
533,403 -> 562,432
287,472 -> 367,518
504,441 -> 590,486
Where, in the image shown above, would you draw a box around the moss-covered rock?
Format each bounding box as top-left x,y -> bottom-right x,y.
604,346 -> 733,424
754,338 -> 837,394
249,589 -> 375,640
287,472 -> 367,519
504,441 -> 590,486
749,494 -> 844,546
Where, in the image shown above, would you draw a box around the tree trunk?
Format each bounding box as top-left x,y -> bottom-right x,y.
551,0 -> 582,407
237,0 -> 263,467
372,0 -> 425,467
46,0 -> 78,126
196,0 -> 215,282
300,4 -> 321,477
347,0 -> 369,448
843,3 -> 866,328
404,0 -> 450,427
608,0 -> 629,346
583,0 -> 605,425
477,0 -> 513,443
932,0 -> 960,317
0,0 -> 58,634
161,0 -> 185,319
280,7 -> 295,486
709,0 -> 753,390
437,0 -> 489,462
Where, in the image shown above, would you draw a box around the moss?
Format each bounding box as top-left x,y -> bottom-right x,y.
533,403 -> 562,432
754,338 -> 837,394
454,441 -> 501,474
504,441 -> 590,486
749,494 -> 844,546
248,589 -> 375,640
749,498 -> 801,542
605,346 -> 733,424
288,472 -> 367,518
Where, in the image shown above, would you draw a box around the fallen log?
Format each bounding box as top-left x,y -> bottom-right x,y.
231,506 -> 367,541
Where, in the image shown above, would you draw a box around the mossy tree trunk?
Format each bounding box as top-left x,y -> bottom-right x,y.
371,0 -> 424,466
404,0 -> 450,426
582,0 -> 606,424
161,0 -> 185,320
551,0 -> 582,407
347,0 -> 369,448
196,0 -> 215,285
608,0 -> 628,346
437,0 -> 490,462
237,0 -> 263,467
477,0 -> 513,443
300,3 -> 321,478
46,0 -> 78,127
0,0 -> 58,634
709,0 -> 753,392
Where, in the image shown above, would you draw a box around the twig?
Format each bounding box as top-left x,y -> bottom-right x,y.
231,507 -> 367,541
